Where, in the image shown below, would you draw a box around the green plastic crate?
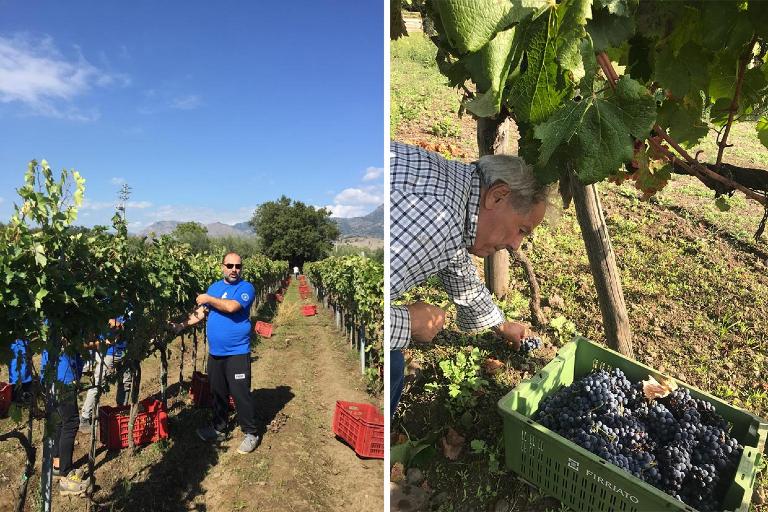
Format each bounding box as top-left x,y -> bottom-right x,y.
497,336 -> 767,512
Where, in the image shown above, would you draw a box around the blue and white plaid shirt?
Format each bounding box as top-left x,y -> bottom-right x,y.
390,141 -> 505,350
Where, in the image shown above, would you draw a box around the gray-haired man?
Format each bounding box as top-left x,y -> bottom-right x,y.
389,141 -> 551,415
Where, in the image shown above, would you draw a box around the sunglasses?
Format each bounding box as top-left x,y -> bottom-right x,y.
223,263 -> 242,270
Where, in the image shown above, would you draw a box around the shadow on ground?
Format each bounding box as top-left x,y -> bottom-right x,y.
96,407 -> 219,511
252,385 -> 294,436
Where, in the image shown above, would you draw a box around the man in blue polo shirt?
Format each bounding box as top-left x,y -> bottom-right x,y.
171,252 -> 260,454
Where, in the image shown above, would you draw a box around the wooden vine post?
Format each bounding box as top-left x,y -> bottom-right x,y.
478,115 -> 511,299
570,174 -> 634,357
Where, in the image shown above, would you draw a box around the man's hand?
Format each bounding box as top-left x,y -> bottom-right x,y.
493,321 -> 530,351
406,302 -> 446,344
195,294 -> 211,306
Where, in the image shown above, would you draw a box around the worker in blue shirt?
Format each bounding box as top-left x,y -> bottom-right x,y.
40,346 -> 89,496
171,252 -> 260,454
79,313 -> 133,432
8,339 -> 33,402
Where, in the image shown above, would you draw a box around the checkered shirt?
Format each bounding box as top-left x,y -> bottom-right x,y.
390,141 -> 505,350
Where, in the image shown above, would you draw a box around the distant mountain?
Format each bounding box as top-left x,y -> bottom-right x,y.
232,221 -> 254,234
138,221 -> 180,236
332,204 -> 383,239
137,205 -> 383,239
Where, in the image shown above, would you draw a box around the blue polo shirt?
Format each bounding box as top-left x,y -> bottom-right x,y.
104,313 -> 129,356
205,279 -> 255,356
41,350 -> 83,384
8,340 -> 33,384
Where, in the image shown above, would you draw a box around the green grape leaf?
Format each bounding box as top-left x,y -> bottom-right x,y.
594,0 -> 636,17
666,5 -> 702,55
747,1 -> 768,39
709,97 -> 732,127
34,244 -> 47,267
556,0 -> 591,85
701,2 -> 754,55
708,54 -> 738,101
35,288 -> 49,309
740,68 -> 768,113
534,76 -> 656,184
626,35 -> 652,82
433,0 -> 546,53
757,117 -> 768,150
587,6 -> 636,51
507,9 -> 568,124
463,26 -> 517,117
653,42 -> 710,98
656,96 -> 708,148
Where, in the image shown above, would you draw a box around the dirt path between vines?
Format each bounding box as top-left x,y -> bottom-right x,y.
199,283 -> 383,512
0,280 -> 383,512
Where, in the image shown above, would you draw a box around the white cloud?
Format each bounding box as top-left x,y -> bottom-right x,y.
144,204 -> 255,226
333,187 -> 382,205
170,94 -> 201,110
81,198 -> 152,211
324,204 -> 371,218
362,166 -> 384,181
81,199 -> 115,210
0,34 -> 128,120
126,201 -> 152,209
110,177 -> 125,185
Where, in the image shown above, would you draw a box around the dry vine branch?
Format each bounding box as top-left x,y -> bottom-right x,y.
716,36 -> 758,168
509,248 -> 547,327
596,51 -> 768,207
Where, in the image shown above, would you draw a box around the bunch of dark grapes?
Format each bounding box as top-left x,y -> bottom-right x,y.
532,368 -> 744,510
519,336 -> 541,355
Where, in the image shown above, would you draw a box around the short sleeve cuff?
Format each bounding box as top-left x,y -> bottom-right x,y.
390,306 -> 411,350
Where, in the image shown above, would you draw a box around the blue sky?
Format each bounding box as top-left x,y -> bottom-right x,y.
0,2 -> 384,231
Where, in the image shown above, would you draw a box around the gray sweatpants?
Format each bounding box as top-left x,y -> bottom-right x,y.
80,352 -> 132,420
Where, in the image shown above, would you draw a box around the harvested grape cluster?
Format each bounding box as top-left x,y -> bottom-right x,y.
519,336 -> 542,355
532,368 -> 743,511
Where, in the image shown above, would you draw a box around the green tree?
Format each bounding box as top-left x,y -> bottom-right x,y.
250,195 -> 340,268
171,221 -> 210,254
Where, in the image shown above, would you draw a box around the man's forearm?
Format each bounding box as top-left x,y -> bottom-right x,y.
205,297 -> 242,314
179,306 -> 207,329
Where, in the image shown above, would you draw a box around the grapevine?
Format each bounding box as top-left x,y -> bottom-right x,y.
0,161 -> 286,511
305,256 -> 384,391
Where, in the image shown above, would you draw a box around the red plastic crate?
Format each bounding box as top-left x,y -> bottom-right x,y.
190,371 -> 235,409
298,285 -> 309,293
98,399 -> 169,450
301,304 -> 317,316
0,382 -> 11,416
254,321 -> 273,338
332,401 -> 384,459
300,291 -> 310,300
